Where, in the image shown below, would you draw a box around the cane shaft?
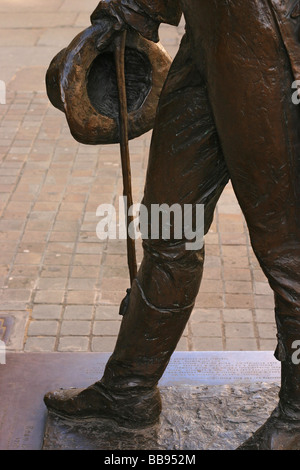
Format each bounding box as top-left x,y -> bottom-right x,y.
115,31 -> 137,285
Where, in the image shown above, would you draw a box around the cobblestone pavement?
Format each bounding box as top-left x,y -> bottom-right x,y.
0,0 -> 277,354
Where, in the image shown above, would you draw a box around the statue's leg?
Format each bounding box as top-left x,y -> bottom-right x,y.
44,34 -> 229,427
183,0 -> 300,449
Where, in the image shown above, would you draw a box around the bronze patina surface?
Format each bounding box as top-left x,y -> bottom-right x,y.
44,0 -> 300,450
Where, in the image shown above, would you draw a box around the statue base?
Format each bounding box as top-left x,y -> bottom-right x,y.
0,351 -> 281,450
43,383 -> 279,450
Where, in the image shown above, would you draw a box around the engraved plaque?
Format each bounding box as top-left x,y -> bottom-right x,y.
161,351 -> 281,386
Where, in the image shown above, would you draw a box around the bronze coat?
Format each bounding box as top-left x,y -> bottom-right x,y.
92,0 -> 300,80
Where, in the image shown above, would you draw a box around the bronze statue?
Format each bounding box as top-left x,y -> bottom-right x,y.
44,0 -> 300,450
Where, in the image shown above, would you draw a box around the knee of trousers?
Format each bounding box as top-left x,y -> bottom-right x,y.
141,237 -> 205,275
137,238 -> 205,310
274,307 -> 300,365
257,243 -> 300,361
257,242 -> 300,313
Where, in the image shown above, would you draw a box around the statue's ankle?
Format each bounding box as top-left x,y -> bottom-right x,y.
99,375 -> 158,396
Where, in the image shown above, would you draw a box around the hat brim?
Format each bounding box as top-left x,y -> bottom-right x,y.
46,25 -> 172,145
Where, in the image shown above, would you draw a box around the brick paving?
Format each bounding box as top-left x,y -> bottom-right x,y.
0,0 -> 277,354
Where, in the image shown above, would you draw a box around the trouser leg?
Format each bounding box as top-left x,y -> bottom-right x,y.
183,0 -> 300,416
101,33 -> 229,391
44,31 -> 229,424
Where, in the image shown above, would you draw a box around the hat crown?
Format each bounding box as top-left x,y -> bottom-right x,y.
87,47 -> 152,120
46,26 -> 172,145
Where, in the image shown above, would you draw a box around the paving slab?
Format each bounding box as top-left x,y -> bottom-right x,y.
8,67 -> 48,92
0,312 -> 28,350
0,0 -> 65,12
0,12 -> 78,29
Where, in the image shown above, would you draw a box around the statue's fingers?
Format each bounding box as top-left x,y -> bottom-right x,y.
95,20 -> 124,51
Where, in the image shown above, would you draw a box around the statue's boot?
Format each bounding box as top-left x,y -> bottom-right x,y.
43,382 -> 161,429
44,278 -> 194,428
238,301 -> 300,450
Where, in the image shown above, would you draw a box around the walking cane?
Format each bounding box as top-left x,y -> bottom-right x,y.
114,31 -> 138,315
46,26 -> 171,314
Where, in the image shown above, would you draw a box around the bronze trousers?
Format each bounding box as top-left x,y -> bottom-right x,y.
104,0 -> 300,400
141,0 -> 300,360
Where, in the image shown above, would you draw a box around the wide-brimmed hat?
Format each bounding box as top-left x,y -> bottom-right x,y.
46,24 -> 172,145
